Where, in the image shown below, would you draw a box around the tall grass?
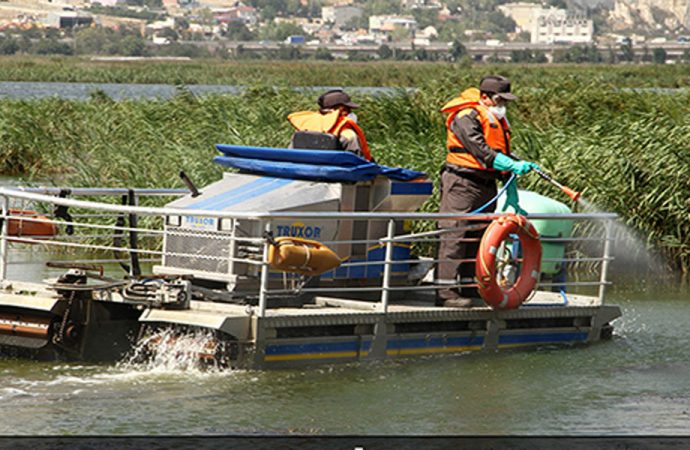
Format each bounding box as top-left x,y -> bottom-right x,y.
1,56 -> 690,88
0,64 -> 687,272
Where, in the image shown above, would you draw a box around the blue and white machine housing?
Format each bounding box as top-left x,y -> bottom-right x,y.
157,145 -> 433,293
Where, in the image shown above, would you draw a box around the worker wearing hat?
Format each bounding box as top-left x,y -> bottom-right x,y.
436,75 -> 540,307
287,89 -> 373,161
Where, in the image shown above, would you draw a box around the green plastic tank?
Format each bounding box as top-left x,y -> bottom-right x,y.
497,190 -> 573,274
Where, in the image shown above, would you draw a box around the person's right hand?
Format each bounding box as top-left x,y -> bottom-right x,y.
512,160 -> 540,176
493,153 -> 540,176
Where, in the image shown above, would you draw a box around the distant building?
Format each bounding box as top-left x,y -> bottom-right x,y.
152,35 -> 171,45
531,9 -> 593,44
401,0 -> 441,10
145,17 -> 175,34
369,15 -> 417,37
188,23 -> 217,36
213,3 -> 258,26
322,5 -> 362,29
418,25 -> 438,39
438,5 -> 461,21
90,0 -> 123,6
44,11 -> 93,28
499,3 -> 593,44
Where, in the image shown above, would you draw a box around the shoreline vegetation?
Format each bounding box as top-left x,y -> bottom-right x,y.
0,57 -> 687,272
0,56 -> 689,87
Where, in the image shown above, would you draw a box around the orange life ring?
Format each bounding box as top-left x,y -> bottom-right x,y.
6,209 -> 58,239
476,214 -> 542,310
268,237 -> 342,276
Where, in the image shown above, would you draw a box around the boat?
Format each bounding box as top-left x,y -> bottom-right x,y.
0,145 -> 621,369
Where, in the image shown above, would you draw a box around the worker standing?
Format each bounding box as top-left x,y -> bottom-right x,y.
436,75 -> 540,307
287,89 -> 373,162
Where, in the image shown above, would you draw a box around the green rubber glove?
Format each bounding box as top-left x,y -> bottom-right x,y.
502,181 -> 528,215
493,153 -> 540,176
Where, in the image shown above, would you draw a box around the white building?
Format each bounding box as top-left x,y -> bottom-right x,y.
322,5 -> 362,29
218,3 -> 258,26
401,0 -> 442,10
417,25 -> 438,39
44,11 -> 94,28
500,3 -> 593,44
145,17 -> 175,33
369,15 -> 417,36
90,0 -> 122,6
531,9 -> 593,44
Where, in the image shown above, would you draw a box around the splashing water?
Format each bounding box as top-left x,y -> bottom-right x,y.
576,197 -> 669,276
119,327 -> 229,374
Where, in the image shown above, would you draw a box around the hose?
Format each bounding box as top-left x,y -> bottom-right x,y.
470,173 -> 517,214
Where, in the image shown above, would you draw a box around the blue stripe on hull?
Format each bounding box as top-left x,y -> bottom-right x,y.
262,332 -> 589,363
265,340 -> 371,356
498,331 -> 588,345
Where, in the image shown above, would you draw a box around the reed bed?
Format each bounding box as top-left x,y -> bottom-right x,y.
1,56 -> 690,88
0,64 -> 688,272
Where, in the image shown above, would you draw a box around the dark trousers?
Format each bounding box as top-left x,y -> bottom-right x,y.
437,168 -> 497,301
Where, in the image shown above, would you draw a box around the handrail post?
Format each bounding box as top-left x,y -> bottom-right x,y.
0,196 -> 8,281
227,218 -> 237,277
380,219 -> 395,313
127,189 -> 141,277
598,217 -> 613,305
258,221 -> 272,317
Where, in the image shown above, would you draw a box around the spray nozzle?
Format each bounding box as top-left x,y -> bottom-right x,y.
562,186 -> 581,203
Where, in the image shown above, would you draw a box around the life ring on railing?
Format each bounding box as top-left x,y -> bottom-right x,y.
476,214 -> 542,310
6,209 -> 58,240
268,237 -> 342,276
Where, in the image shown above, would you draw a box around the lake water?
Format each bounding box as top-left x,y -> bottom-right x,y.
0,82 -> 412,101
0,260 -> 687,435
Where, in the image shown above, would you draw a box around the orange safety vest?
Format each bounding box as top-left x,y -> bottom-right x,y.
287,110 -> 372,161
440,87 -> 511,171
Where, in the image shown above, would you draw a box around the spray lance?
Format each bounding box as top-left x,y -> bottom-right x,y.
531,168 -> 581,203
510,154 -> 581,203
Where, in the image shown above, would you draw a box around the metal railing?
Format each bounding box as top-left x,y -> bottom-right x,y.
0,187 -> 617,317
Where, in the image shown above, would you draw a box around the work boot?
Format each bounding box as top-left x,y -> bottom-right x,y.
441,297 -> 473,308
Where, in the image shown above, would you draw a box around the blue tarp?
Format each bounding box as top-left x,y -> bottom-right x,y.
214,144 -> 426,182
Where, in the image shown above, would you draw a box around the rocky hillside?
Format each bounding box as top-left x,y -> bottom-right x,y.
609,0 -> 690,31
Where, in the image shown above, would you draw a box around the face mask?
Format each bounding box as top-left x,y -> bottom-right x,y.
347,112 -> 358,123
489,105 -> 506,120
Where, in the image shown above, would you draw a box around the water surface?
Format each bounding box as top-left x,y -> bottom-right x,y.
0,179 -> 687,435
0,82 -> 411,101
0,272 -> 687,435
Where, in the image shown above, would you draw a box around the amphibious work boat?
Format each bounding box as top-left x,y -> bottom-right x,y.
0,145 -> 620,369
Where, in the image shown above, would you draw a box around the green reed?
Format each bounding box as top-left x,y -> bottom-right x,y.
1,56 -> 690,88
0,64 -> 687,271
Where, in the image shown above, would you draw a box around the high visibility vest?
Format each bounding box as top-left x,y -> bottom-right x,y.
441,88 -> 511,170
287,110 -> 372,161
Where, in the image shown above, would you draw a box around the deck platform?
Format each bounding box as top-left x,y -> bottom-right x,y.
136,290 -> 621,369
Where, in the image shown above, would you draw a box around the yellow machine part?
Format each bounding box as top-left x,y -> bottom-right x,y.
268,237 -> 342,276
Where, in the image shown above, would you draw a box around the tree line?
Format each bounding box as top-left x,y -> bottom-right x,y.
0,26 -> 686,64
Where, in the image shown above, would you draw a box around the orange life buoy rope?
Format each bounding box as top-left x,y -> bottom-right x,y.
476,214 -> 542,309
